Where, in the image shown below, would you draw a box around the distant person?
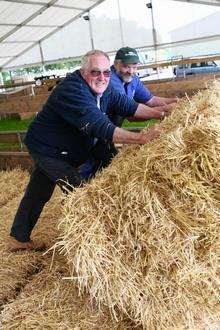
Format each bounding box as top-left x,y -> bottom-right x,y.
8,49 -> 175,252
79,46 -> 178,180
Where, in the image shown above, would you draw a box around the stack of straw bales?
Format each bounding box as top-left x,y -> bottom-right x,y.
57,82 -> 220,329
0,168 -> 28,207
0,171 -> 136,328
0,169 -> 61,311
2,254 -> 138,329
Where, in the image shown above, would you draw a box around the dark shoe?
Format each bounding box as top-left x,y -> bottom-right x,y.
8,236 -> 46,252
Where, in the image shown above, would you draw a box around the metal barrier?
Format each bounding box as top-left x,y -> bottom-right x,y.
0,131 -> 26,151
0,127 -> 143,152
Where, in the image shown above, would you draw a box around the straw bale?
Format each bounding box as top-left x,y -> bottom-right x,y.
0,198 -> 60,307
0,171 -> 134,329
0,193 -> 42,307
0,251 -> 43,306
1,254 -> 138,329
57,81 -> 220,329
0,169 -> 62,307
0,168 -> 28,207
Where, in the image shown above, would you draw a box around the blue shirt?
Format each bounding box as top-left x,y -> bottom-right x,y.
25,70 -> 138,166
110,65 -> 153,102
108,65 -> 153,126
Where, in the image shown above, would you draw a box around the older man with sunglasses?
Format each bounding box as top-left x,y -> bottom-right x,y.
8,49 -> 175,252
79,47 -> 178,180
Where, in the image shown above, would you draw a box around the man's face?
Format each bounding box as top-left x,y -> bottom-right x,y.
114,60 -> 138,83
81,54 -> 111,94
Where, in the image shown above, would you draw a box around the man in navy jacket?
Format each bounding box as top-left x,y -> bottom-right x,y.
8,50 -> 175,252
79,47 -> 178,180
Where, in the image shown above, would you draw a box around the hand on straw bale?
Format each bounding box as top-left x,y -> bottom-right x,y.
139,123 -> 162,144
113,124 -> 162,145
134,101 -> 176,121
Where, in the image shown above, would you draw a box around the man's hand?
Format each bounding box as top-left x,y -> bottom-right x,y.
139,124 -> 162,144
158,103 -> 176,119
113,124 -> 162,145
146,95 -> 179,107
134,102 -> 176,121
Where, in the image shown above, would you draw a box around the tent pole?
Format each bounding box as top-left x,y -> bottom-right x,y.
82,12 -> 94,49
0,72 -> 3,87
117,0 -> 124,46
147,0 -> 157,62
39,41 -> 46,73
88,14 -> 94,50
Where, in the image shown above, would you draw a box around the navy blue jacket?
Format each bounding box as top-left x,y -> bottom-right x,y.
25,70 -> 138,166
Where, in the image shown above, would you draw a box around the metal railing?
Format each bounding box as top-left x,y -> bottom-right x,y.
0,127 -> 144,152
0,130 -> 26,151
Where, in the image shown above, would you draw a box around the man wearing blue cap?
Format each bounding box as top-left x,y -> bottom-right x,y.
79,47 -> 177,180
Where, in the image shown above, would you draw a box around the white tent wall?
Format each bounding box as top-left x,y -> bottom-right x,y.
90,0 -> 154,51
89,0 -> 124,51
165,38 -> 220,58
41,0 -> 154,59
1,0 -> 220,71
0,24 -> 14,39
41,19 -> 92,62
144,0 -> 220,60
3,45 -> 43,69
118,0 -> 154,48
153,0 -> 220,43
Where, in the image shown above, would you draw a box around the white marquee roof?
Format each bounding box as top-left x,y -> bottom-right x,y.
174,0 -> 220,6
0,0 -> 220,71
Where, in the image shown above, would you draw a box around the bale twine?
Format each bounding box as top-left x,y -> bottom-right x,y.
56,81 -> 220,329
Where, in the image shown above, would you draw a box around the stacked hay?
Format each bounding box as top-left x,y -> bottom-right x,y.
0,169 -> 61,308
1,254 -> 138,329
0,170 -> 136,329
57,82 -> 220,329
0,168 -> 28,207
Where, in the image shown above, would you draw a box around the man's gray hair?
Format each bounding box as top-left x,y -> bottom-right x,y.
81,50 -> 110,70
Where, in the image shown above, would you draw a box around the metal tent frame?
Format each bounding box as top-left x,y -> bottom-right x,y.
0,0 -> 219,71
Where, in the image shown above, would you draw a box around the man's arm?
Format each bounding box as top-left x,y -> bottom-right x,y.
132,102 -> 175,120
112,124 -> 161,145
146,95 -> 178,107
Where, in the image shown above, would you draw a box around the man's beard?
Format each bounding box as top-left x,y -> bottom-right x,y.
120,74 -> 133,83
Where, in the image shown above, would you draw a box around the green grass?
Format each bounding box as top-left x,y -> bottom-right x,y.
122,118 -> 157,128
0,116 -> 34,132
0,142 -> 21,151
0,116 -> 156,151
0,116 -> 156,132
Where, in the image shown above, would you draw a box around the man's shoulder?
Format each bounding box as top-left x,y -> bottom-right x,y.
55,70 -> 88,94
110,67 -> 122,82
109,67 -> 124,93
61,70 -> 83,85
131,74 -> 141,85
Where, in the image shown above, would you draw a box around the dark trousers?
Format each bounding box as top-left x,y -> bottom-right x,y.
79,141 -> 118,180
10,152 -> 82,242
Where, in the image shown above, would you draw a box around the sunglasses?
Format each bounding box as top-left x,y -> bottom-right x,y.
89,69 -> 111,78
